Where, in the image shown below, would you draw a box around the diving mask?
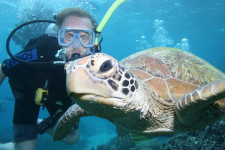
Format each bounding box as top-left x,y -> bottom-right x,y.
58,28 -> 95,48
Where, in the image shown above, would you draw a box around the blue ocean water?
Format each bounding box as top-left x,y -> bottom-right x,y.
0,0 -> 225,149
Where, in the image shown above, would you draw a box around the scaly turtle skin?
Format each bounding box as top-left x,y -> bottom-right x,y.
53,47 -> 225,141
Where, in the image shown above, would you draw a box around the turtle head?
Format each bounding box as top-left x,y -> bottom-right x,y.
65,53 -> 138,119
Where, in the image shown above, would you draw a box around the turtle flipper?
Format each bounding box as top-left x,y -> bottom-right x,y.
53,104 -> 88,141
175,78 -> 225,128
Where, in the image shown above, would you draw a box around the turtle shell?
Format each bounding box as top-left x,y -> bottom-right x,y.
120,47 -> 225,101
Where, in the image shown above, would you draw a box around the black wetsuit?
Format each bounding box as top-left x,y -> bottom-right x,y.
1,35 -> 73,142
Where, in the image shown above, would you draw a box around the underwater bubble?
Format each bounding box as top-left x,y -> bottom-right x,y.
181,38 -> 189,43
153,19 -> 164,28
135,35 -> 152,51
152,20 -> 173,47
175,38 -> 190,51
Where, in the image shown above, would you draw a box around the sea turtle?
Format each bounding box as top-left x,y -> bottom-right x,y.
53,47 -> 225,141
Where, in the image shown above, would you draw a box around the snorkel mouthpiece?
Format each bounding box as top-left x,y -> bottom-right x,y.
67,53 -> 81,61
66,49 -> 94,62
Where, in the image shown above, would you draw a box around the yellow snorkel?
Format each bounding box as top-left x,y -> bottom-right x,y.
94,0 -> 127,50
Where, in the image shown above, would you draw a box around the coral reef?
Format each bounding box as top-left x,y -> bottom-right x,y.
94,137 -> 165,150
162,120 -> 225,150
94,119 -> 225,150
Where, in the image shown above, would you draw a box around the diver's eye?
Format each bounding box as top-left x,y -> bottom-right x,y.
100,60 -> 113,72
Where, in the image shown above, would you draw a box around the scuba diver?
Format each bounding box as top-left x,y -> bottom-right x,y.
0,0 -> 127,149
0,7 -> 101,150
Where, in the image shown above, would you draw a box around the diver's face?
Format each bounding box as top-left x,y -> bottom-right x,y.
60,16 -> 93,60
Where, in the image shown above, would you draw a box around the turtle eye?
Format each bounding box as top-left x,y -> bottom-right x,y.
100,60 -> 113,72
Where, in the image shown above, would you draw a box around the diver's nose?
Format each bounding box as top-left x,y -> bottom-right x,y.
72,37 -> 80,49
